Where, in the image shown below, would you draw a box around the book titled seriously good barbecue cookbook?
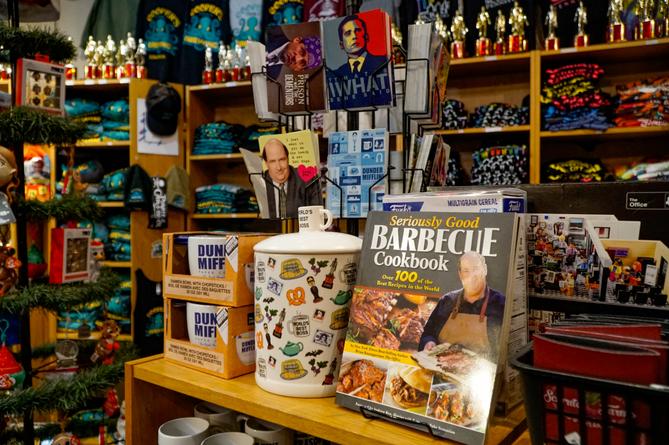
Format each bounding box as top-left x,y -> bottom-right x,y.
336,211 -> 520,444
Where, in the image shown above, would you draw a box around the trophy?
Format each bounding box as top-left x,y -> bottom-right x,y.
545,5 -> 560,50
494,10 -> 506,55
450,10 -> 467,59
94,40 -> 105,79
637,0 -> 656,39
391,23 -> 406,64
115,40 -> 126,79
508,1 -> 528,53
102,35 -> 116,79
476,6 -> 491,56
659,0 -> 669,37
125,32 -> 137,78
136,39 -> 147,79
608,0 -> 626,42
65,36 -> 77,80
202,47 -> 214,84
232,45 -> 243,81
215,42 -> 226,83
574,1 -> 590,48
84,36 -> 97,79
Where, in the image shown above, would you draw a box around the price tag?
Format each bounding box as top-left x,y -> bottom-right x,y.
485,127 -> 503,133
561,47 -> 577,53
484,56 -> 498,61
84,79 -> 95,85
98,79 -> 108,84
645,39 -> 659,45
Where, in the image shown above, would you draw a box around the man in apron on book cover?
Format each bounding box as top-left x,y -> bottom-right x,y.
419,251 -> 506,360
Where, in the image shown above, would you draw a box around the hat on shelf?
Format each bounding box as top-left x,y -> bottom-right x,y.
166,165 -> 190,211
123,164 -> 152,210
146,82 -> 181,136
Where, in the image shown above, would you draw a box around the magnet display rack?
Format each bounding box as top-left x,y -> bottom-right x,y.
37,78 -> 187,345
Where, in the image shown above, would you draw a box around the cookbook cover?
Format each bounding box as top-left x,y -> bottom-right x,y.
336,211 -> 519,444
322,9 -> 393,110
265,21 -> 326,114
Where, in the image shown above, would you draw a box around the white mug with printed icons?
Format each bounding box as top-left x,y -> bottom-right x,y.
201,432 -> 254,445
194,402 -> 238,433
236,416 -> 294,445
188,235 -> 227,278
297,206 -> 332,232
158,417 -> 209,445
187,302 -> 218,349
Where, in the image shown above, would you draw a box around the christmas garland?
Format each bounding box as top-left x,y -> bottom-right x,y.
0,270 -> 120,315
0,348 -> 134,415
15,195 -> 105,223
0,107 -> 86,147
0,423 -> 62,445
0,24 -> 76,64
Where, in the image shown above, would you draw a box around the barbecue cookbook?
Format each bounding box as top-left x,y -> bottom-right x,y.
336,211 -> 520,444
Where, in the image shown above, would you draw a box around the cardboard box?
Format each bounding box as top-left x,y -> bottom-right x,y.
384,188 -> 526,213
164,298 -> 255,378
163,232 -> 271,306
49,228 -> 92,284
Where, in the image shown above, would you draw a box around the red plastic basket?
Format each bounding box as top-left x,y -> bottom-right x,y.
510,343 -> 669,445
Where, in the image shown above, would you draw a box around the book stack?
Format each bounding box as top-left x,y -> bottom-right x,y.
405,134 -> 451,193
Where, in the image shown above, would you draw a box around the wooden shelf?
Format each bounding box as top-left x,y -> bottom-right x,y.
187,81 -> 253,101
126,356 -> 526,445
540,125 -> 669,140
529,293 -> 669,318
98,201 -> 124,208
539,38 -> 669,64
189,153 -> 245,161
191,212 -> 258,219
57,332 -> 132,342
449,52 -> 531,78
435,125 -> 530,136
66,78 -> 131,87
101,261 -> 131,268
75,140 -> 130,149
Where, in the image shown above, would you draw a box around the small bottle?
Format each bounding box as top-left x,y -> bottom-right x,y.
273,308 -> 286,338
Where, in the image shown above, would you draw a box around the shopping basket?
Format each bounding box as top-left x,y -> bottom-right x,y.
510,343 -> 669,445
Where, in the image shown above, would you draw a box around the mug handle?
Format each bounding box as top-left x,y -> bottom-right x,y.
236,413 -> 249,432
297,342 -> 303,352
319,208 -> 333,231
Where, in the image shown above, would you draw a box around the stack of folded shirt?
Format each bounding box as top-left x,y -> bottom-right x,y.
614,159 -> 669,181
64,98 -> 102,141
446,150 -> 465,186
471,145 -> 528,185
441,99 -> 468,130
101,168 -> 127,201
614,76 -> 669,127
543,159 -> 608,183
106,273 -> 132,334
106,214 -> 131,261
470,103 -> 529,127
101,99 -> 130,140
542,63 -> 613,131
195,183 -> 258,214
192,121 -> 245,155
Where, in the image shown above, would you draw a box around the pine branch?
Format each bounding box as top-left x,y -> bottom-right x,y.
15,194 -> 105,222
0,270 -> 120,315
0,348 -> 135,416
0,24 -> 76,64
0,107 -> 86,147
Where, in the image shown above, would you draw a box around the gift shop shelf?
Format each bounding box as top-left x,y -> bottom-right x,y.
97,201 -> 125,208
449,52 -> 531,79
529,293 -> 669,319
125,355 -> 527,445
56,331 -> 133,342
101,260 -> 132,268
190,213 -> 258,219
540,125 -> 669,140
187,80 -> 254,100
75,140 -> 131,149
189,153 -> 247,161
435,125 -> 530,137
539,37 -> 669,65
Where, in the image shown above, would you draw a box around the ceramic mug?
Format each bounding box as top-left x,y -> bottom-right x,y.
188,235 -> 227,278
297,206 -> 332,232
235,331 -> 256,366
201,432 -> 254,445
194,402 -> 238,433
158,417 -> 209,445
187,302 -> 218,349
236,416 -> 294,445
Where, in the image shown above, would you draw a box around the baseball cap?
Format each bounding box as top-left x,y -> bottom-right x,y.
146,82 -> 181,136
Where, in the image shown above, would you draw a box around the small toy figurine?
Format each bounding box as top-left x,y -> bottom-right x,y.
84,36 -> 97,79
216,41 -> 226,83
94,40 -> 105,78
116,40 -> 126,79
476,6 -> 492,56
0,246 -> 20,296
658,0 -> 669,38
494,10 -> 507,55
574,1 -> 590,47
636,0 -> 657,39
0,146 -> 19,204
608,0 -> 626,42
115,401 -> 126,442
450,9 -> 468,59
91,320 -> 121,364
89,240 -> 104,281
203,47 -> 214,84
545,5 -> 560,50
102,35 -> 116,79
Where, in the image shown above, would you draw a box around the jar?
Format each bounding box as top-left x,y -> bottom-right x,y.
253,206 -> 362,397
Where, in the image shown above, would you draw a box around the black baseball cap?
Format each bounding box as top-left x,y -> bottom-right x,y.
146,82 -> 181,136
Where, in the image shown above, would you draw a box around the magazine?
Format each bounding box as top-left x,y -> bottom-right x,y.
265,22 -> 327,114
322,9 -> 394,111
326,128 -> 388,218
336,211 -> 521,444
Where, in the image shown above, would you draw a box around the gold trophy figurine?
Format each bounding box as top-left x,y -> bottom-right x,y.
115,40 -> 126,79
545,5 -> 560,50
102,35 -> 116,79
125,32 -> 137,78
494,9 -> 506,55
135,39 -> 147,79
216,41 -> 226,83
658,0 -> 669,37
636,0 -> 656,39
608,0 -> 626,42
450,9 -> 467,59
476,6 -> 492,56
94,40 -> 106,79
574,1 -> 590,47
64,36 -> 77,80
84,36 -> 97,79
508,1 -> 529,53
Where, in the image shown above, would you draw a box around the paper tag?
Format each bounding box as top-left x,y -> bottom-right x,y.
645,265 -> 658,286
561,47 -> 577,53
226,236 -> 239,272
645,39 -> 659,45
216,308 -> 229,345
0,193 -> 16,224
484,56 -> 498,61
149,176 -> 167,229
485,127 -> 503,133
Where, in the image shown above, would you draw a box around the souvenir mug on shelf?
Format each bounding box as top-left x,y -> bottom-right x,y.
253,206 -> 362,397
